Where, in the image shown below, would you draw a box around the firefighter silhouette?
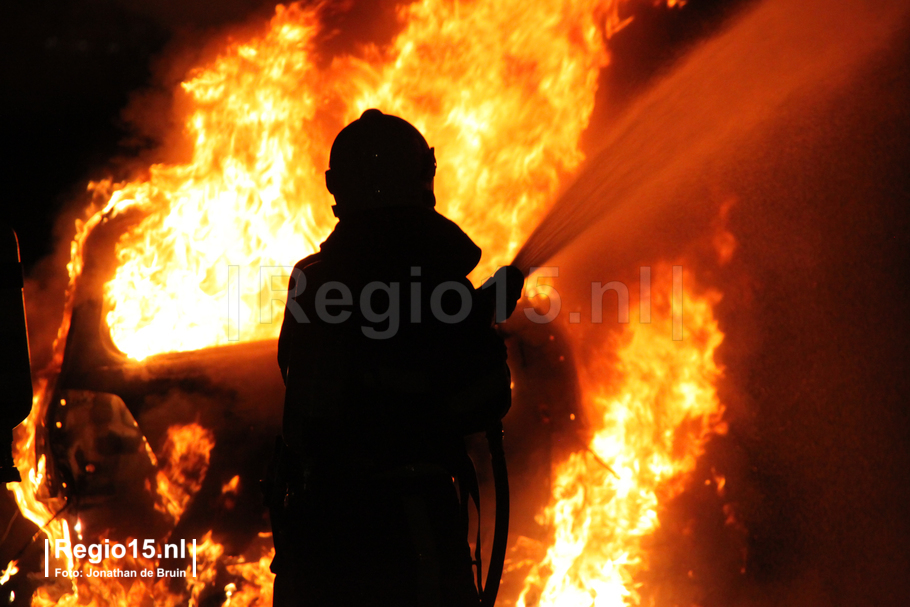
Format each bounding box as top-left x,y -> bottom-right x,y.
269,110 -> 522,606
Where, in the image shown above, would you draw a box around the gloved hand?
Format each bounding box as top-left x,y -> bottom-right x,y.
480,265 -> 525,323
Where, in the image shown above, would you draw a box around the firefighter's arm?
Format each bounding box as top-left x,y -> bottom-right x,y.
277,254 -> 321,384
443,355 -> 512,434
478,265 -> 525,324
278,257 -> 354,453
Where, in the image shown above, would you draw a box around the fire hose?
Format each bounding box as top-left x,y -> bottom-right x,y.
477,265 -> 522,607
481,420 -> 509,607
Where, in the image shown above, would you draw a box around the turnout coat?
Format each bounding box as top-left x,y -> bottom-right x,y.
272,206 -> 510,607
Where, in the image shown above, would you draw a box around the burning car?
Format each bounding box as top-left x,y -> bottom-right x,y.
8,0 -> 908,605
3,2 -> 741,604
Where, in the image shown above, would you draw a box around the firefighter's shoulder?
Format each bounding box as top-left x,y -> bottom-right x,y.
287,252 -> 327,294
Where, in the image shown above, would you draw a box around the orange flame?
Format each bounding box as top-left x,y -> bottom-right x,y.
518,271 -> 726,607
0,561 -> 18,586
7,1 -> 732,605
87,0 -> 624,361
155,423 -> 216,521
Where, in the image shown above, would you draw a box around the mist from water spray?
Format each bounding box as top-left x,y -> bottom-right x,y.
512,0 -> 909,276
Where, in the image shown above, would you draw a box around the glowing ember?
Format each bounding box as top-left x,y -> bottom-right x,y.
0,561 -> 18,586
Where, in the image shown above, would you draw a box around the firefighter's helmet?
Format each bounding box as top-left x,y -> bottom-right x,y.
325,109 -> 436,217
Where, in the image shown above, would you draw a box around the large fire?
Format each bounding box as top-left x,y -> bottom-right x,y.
518,273 -> 726,607
6,1 -> 730,606
97,0 -> 622,362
